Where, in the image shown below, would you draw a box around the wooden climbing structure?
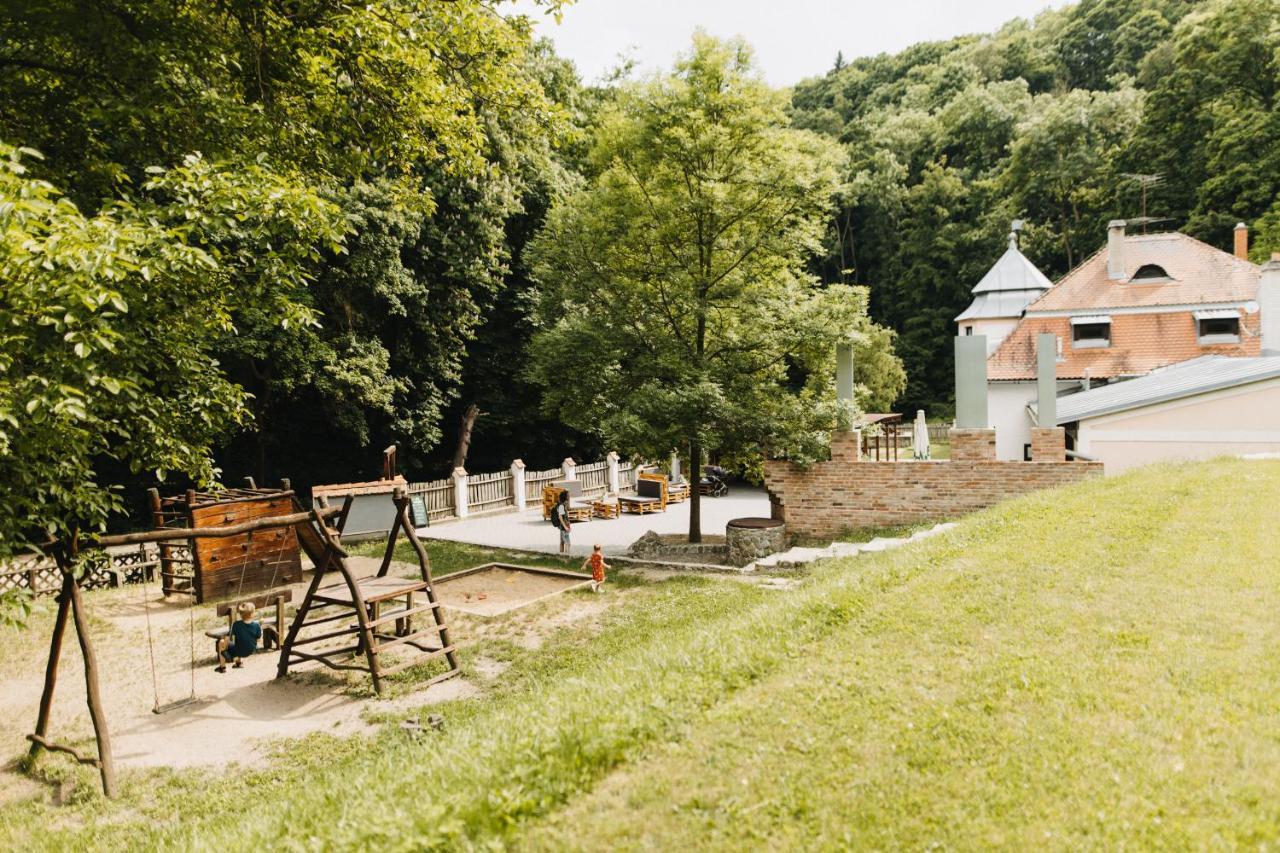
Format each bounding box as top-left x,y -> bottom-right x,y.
278,488 -> 459,696
28,487 -> 456,798
148,481 -> 302,602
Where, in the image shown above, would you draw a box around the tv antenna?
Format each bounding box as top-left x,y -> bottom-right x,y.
1121,173 -> 1165,232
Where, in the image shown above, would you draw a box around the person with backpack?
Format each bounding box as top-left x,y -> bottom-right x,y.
551,489 -> 572,554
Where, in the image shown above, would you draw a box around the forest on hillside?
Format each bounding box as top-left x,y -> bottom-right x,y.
790,0 -> 1280,411
1,0 -> 1277,534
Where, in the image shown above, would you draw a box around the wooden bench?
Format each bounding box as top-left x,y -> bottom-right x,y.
204,588 -> 292,657
666,477 -> 691,503
544,481 -> 595,522
619,475 -> 667,514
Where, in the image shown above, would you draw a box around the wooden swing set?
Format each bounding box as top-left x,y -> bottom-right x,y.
27,487 -> 458,798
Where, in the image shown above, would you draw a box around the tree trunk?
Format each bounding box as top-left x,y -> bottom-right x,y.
450,403 -> 481,472
688,438 -> 702,543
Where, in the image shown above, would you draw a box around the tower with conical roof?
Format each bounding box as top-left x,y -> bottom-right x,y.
955,223 -> 1053,354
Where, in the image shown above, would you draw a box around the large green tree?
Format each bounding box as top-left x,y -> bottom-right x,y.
0,0 -> 572,485
528,35 -> 905,541
0,143 -> 343,620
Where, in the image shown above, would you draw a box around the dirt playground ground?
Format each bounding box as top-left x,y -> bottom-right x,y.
0,556 -> 614,804
434,565 -> 594,616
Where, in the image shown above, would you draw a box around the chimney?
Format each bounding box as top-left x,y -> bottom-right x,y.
1234,222 -> 1249,260
1262,253 -> 1280,357
1107,220 -> 1126,280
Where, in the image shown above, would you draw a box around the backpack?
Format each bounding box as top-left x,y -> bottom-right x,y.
550,503 -> 566,530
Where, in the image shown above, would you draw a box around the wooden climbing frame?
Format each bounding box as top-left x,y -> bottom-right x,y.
277,488 -> 460,697
147,481 -> 303,602
28,488 -> 459,798
28,499 -> 344,798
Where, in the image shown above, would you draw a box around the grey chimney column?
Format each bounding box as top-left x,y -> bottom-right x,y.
954,336 -> 989,429
836,342 -> 854,403
1107,220 -> 1126,280
1036,333 -> 1057,426
1262,255 -> 1280,357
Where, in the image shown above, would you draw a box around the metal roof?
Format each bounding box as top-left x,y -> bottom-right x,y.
1054,356 -> 1280,424
956,240 -> 1053,322
971,245 -> 1054,296
955,288 -> 1048,321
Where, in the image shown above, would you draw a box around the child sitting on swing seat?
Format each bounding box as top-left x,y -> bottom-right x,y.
216,601 -> 262,673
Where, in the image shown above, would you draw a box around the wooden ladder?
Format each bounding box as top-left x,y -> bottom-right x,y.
276,490 -> 459,696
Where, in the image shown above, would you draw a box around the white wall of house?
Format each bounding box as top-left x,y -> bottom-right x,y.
989,380 -> 1080,460
1076,377 -> 1280,473
958,318 -> 1020,354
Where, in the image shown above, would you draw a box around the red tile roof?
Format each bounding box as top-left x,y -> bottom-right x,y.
988,232 -> 1261,380
1028,232 -> 1259,313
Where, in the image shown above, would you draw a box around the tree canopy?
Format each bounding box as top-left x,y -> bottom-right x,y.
527,35 -> 906,539
789,0 -> 1280,412
0,143 -> 342,575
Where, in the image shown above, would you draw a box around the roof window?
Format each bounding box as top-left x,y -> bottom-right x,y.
1130,264 -> 1171,282
1194,309 -> 1241,345
1071,315 -> 1111,349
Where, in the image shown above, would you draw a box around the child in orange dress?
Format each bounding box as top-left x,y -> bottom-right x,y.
582,544 -> 609,593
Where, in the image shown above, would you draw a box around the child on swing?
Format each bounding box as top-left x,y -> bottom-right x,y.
215,601 -> 262,673
581,544 -> 609,593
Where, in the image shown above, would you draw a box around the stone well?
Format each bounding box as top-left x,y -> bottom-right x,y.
726,517 -> 786,566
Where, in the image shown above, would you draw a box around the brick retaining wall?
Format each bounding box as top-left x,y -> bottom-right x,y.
764,432 -> 1102,539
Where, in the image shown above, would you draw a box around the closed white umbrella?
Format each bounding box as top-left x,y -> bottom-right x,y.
912,409 -> 931,460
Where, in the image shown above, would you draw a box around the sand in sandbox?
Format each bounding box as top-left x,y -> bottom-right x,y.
434,565 -> 593,617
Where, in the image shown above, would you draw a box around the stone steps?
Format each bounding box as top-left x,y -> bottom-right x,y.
751,522 -> 957,571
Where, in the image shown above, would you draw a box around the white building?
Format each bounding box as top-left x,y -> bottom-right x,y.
974,221 -> 1263,461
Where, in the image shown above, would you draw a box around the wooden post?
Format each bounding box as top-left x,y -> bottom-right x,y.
396,495 -> 460,675
148,488 -> 176,595
68,570 -> 116,798
29,572 -> 71,757
383,445 -> 397,481
375,500 -> 404,579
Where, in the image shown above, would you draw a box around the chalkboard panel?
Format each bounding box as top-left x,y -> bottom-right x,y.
409,494 -> 430,528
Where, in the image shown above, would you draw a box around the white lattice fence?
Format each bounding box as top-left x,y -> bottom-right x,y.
0,543 -> 175,599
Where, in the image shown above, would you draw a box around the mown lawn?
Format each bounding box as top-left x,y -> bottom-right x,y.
2,458 -> 1279,849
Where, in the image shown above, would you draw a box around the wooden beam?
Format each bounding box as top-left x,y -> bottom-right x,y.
90,506 -> 340,548
29,573 -> 71,757
68,571 -> 116,797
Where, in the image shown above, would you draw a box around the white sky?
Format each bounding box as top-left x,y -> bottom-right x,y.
513,0 -> 1073,87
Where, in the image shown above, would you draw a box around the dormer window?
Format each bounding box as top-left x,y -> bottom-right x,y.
1130,264 -> 1171,282
1194,309 -> 1241,345
1071,315 -> 1111,349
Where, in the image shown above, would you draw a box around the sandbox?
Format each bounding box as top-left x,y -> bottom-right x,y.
434,563 -> 594,617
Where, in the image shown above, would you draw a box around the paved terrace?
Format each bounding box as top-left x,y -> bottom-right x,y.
419,487 -> 771,558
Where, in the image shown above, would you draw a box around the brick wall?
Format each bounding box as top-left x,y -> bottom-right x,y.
1031,427 -> 1066,462
949,428 -> 997,461
764,453 -> 1102,539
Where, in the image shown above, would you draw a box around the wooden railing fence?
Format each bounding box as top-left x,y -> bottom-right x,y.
524,467 -> 562,502
407,477 -> 456,522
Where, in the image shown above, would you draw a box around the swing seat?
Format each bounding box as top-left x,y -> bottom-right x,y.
204,589 -> 292,657
205,623 -> 280,653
